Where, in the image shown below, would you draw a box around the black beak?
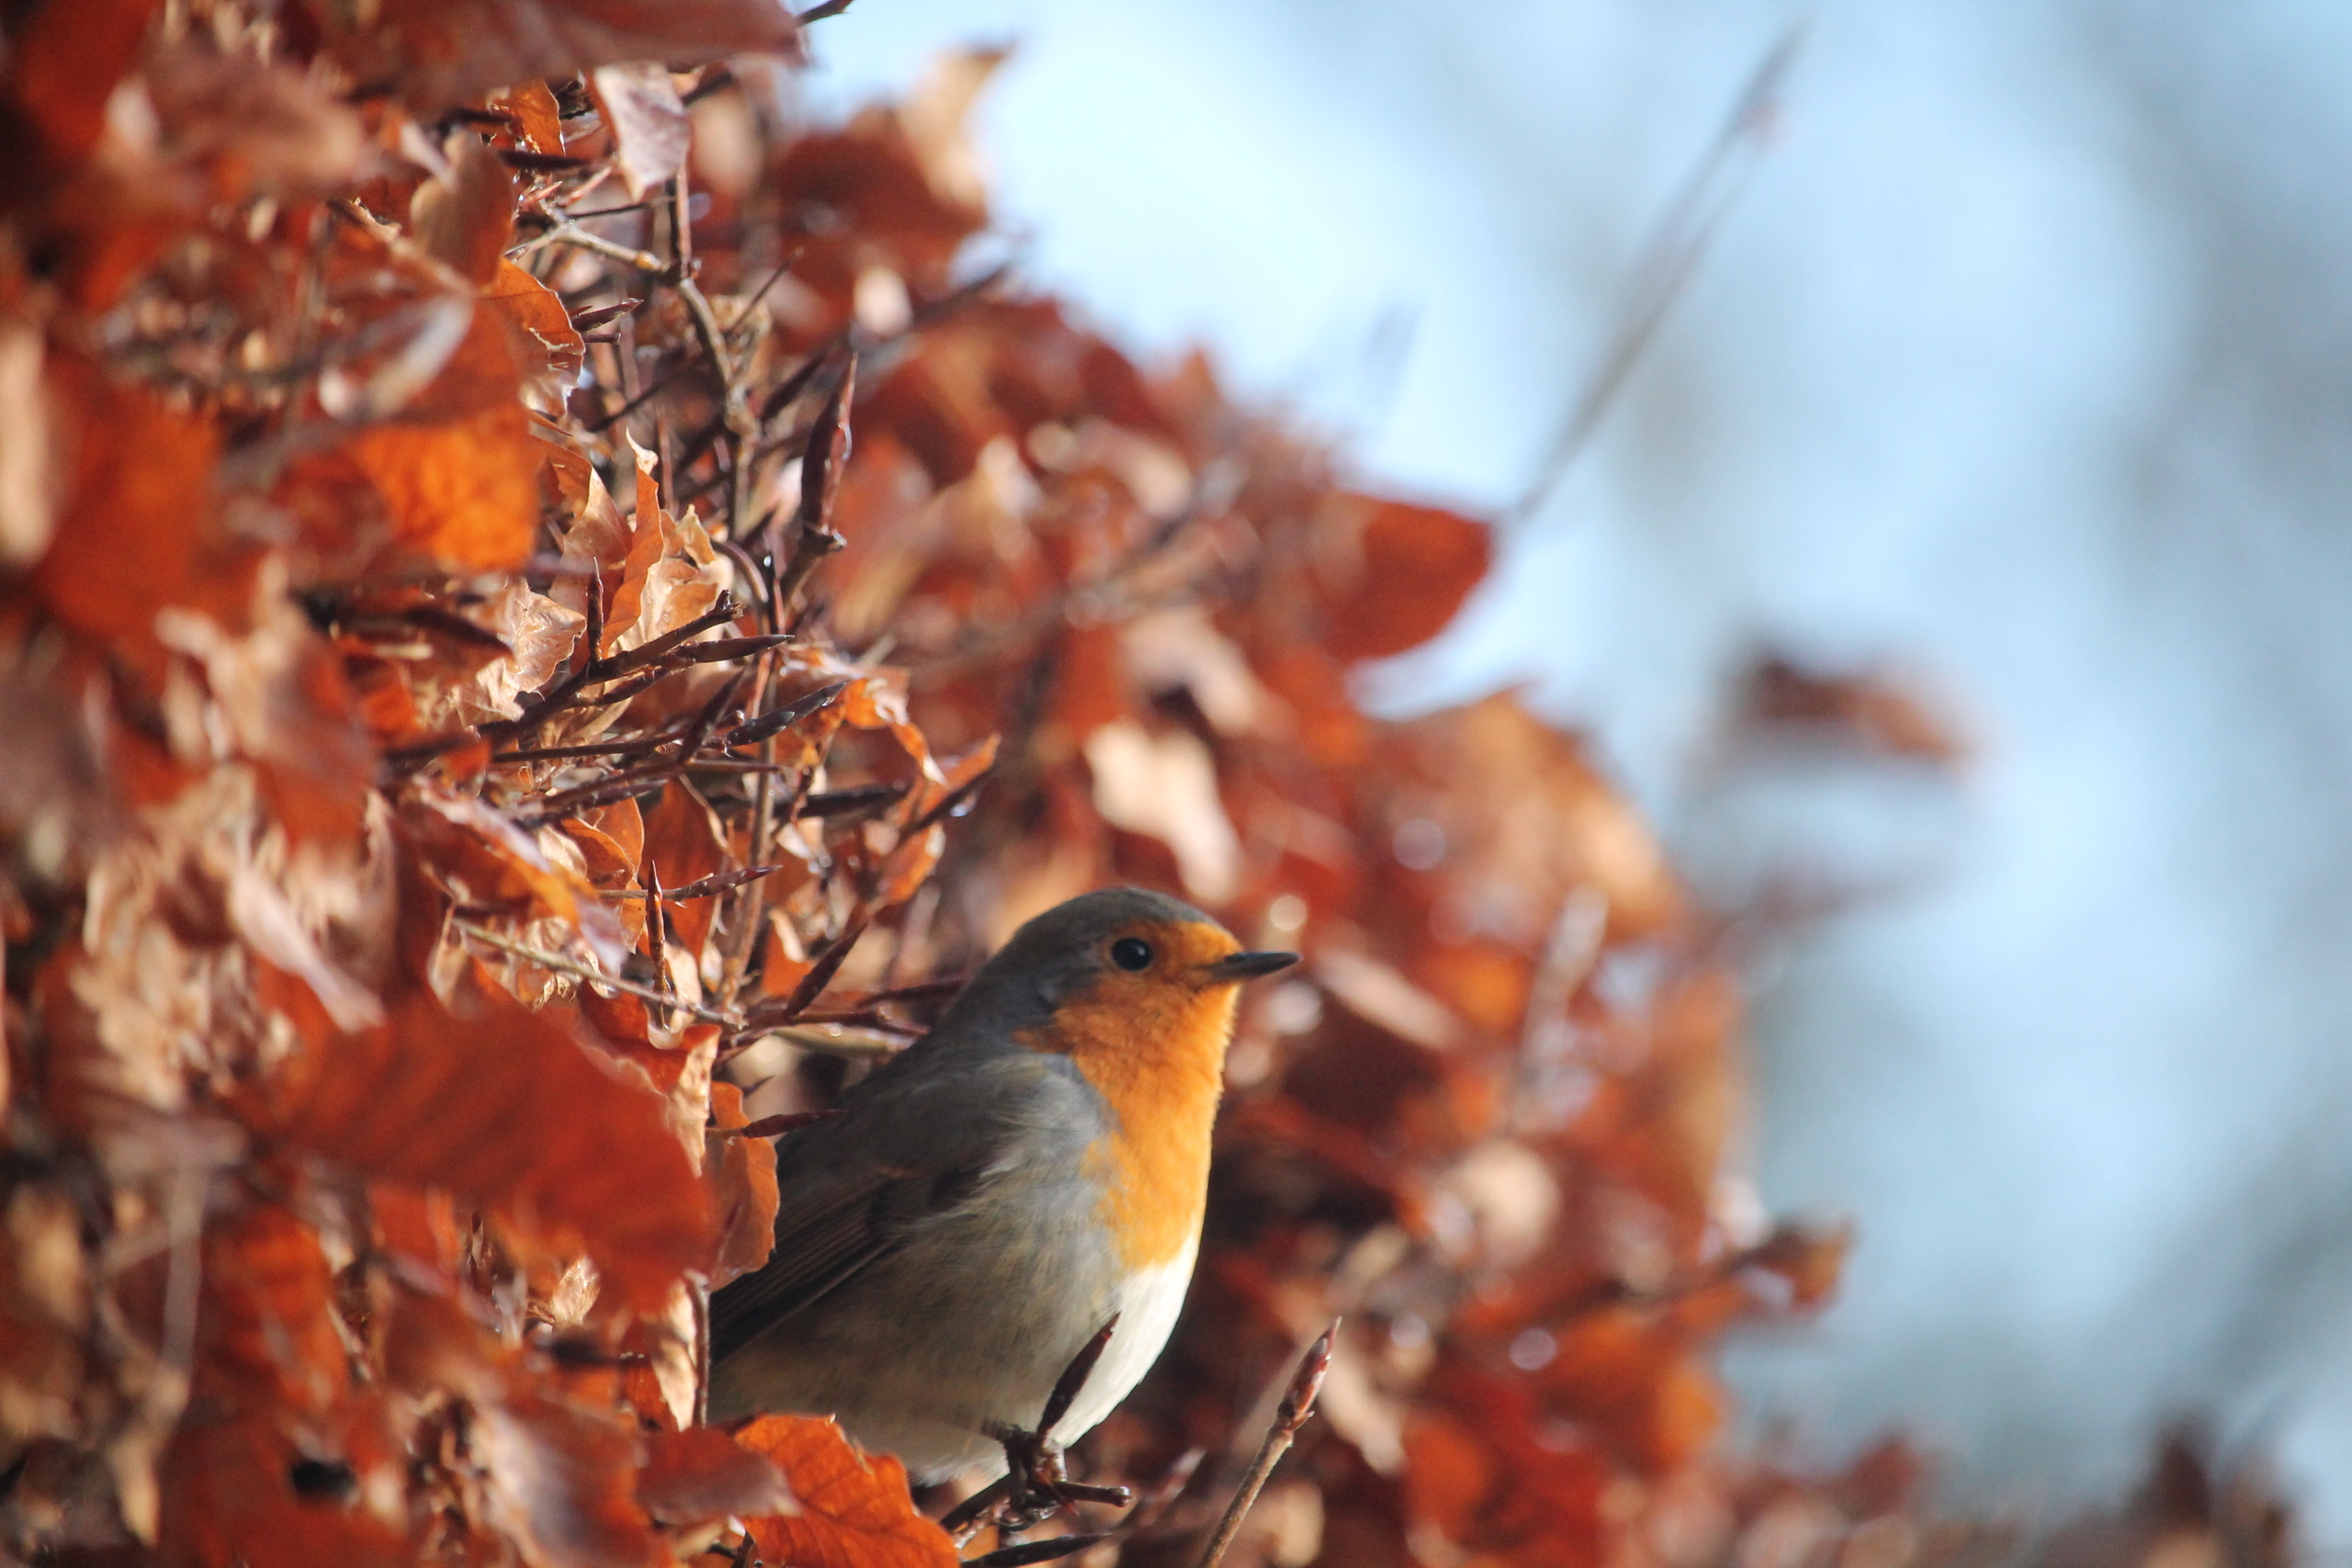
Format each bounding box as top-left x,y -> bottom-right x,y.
1203,950 -> 1300,983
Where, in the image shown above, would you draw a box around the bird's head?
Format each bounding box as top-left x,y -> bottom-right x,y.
983,886 -> 1294,1062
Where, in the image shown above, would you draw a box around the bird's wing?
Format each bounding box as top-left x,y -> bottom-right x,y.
707,1044 -> 1085,1363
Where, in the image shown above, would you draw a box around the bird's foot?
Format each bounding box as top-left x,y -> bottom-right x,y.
942,1317 -> 1134,1540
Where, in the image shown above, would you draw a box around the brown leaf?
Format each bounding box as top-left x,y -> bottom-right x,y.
413,135 -> 518,286
308,0 -> 801,109
486,258 -> 589,391
735,1416 -> 956,1568
29,352 -> 246,650
1733,652 -> 1970,765
473,1386 -> 662,1568
408,788 -> 589,928
705,1082 -> 779,1288
491,80 -> 568,158
637,1427 -> 795,1527
592,63 -> 692,201
254,989 -> 711,1310
1746,1221 -> 1850,1312
1314,492 -> 1492,662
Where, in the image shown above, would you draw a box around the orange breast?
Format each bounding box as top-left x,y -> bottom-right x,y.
1016,925 -> 1242,1271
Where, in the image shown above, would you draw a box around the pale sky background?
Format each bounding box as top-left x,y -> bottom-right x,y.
808,0 -> 2352,1540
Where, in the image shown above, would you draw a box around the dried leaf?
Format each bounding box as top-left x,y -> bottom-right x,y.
486,259 -> 589,392
311,0 -> 800,108
637,1427 -> 796,1526
1083,718 -> 1239,902
735,1416 -> 956,1568
491,80 -> 567,157
472,1387 -> 660,1568
1314,493 -> 1492,662
29,352 -> 242,648
413,136 -> 518,286
255,990 -> 710,1310
592,63 -> 692,202
705,1082 -> 779,1288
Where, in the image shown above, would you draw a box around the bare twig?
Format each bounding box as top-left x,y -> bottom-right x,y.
612,863 -> 786,902
766,908 -> 869,1021
725,1108 -> 843,1139
737,1022 -> 903,1059
645,860 -> 670,1014
1510,23 -> 1804,525
967,1536 -> 1113,1567
454,920 -> 746,1029
1190,1322 -> 1338,1568
692,1279 -> 712,1429
718,680 -> 847,750
771,352 -> 856,613
532,222 -> 668,276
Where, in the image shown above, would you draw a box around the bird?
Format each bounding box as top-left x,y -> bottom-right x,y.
707,886 -> 1299,1483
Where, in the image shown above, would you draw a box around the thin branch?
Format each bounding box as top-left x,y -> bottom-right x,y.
1510,23 -> 1804,525
529,222 -> 668,276
1191,1322 -> 1338,1568
693,1279 -> 712,1429
454,920 -> 746,1029
611,863 -> 786,902
967,1537 -> 1113,1567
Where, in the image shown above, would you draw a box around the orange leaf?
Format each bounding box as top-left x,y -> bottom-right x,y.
29,352 -> 248,650
642,781 -> 729,955
257,990 -> 710,1310
313,0 -> 800,108
4,0 -> 158,163
638,1427 -> 795,1527
735,1416 -> 956,1568
345,400 -> 545,571
706,1082 -> 779,1288
161,1410 -> 410,1568
196,1203 -> 347,1415
490,81 -> 567,157
486,257 -> 588,388
1314,492 -> 1492,662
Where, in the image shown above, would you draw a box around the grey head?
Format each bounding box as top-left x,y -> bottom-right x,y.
927,886 -> 1295,1047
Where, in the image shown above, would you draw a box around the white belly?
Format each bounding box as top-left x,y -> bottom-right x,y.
1049,1234 -> 1198,1448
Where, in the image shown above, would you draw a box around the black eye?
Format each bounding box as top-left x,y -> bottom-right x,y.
1110,937 -> 1154,972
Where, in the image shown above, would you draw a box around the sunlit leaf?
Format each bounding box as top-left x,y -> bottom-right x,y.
735,1416 -> 956,1568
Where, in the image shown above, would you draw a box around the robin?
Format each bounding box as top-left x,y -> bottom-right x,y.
707,886 -> 1298,1483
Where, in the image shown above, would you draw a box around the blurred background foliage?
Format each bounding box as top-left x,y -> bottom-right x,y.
807,0 -> 2352,1540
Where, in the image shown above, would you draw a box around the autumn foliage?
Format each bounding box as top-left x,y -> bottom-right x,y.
0,5 -> 2292,1568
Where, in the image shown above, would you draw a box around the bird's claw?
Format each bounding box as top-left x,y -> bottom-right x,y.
987,1423 -> 1072,1530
